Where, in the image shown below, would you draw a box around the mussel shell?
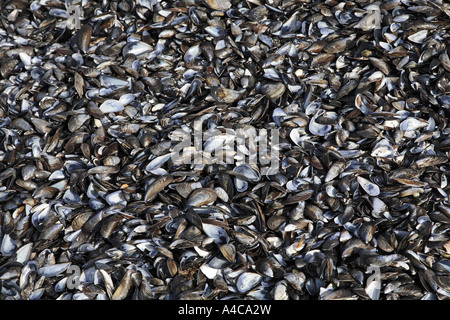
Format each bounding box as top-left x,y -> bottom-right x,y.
236,272 -> 262,293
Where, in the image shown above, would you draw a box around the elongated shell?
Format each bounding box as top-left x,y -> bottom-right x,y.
145,176 -> 174,202
185,188 -> 217,208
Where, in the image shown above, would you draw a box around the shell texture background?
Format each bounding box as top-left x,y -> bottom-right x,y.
0,0 -> 449,300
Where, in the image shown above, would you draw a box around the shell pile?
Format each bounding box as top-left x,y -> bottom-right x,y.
1,0 -> 450,300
